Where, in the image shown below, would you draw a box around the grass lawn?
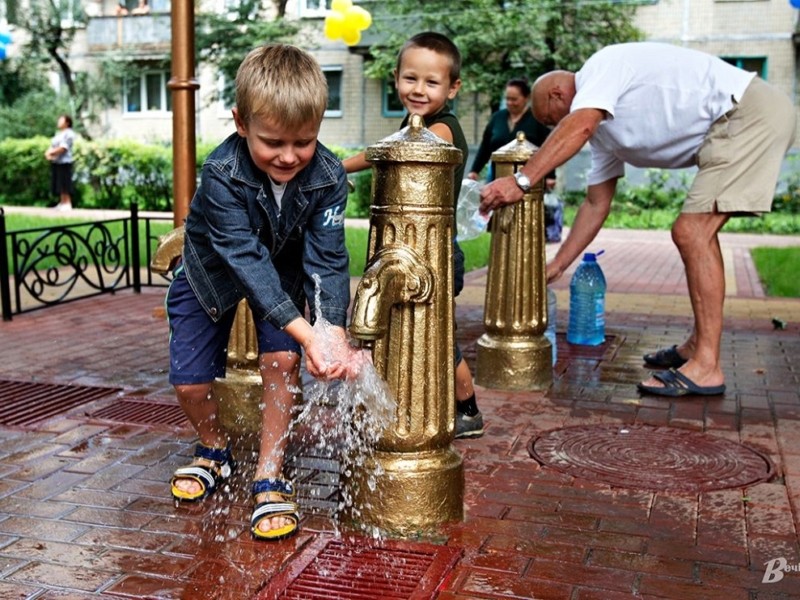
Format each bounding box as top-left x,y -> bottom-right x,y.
2,212 -> 174,272
346,227 -> 491,276
751,246 -> 800,297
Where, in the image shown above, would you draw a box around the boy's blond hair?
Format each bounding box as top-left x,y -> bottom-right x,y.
235,44 -> 328,129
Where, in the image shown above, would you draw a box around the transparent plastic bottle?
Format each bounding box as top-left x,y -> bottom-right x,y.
456,179 -> 491,241
566,251 -> 606,346
545,287 -> 557,365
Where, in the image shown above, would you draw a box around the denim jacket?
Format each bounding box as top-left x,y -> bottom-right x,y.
181,133 -> 350,329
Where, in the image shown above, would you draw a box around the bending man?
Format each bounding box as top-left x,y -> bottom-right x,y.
479,42 -> 795,397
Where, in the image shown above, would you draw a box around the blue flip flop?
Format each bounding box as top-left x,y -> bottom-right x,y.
637,368 -> 725,397
643,345 -> 687,369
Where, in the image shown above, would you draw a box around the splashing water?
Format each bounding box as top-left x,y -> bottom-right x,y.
183,274 -> 396,549
295,275 -> 397,536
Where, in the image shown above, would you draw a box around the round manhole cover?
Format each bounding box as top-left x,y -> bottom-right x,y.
528,424 -> 774,492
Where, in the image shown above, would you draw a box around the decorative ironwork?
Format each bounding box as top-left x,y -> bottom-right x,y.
1,205 -> 173,320
12,219 -> 130,306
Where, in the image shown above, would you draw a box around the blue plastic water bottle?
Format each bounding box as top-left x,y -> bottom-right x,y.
567,251 -> 606,346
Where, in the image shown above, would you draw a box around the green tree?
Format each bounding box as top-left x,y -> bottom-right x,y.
0,89 -> 72,139
365,0 -> 644,111
196,0 -> 300,108
10,0 -> 126,139
0,53 -> 51,106
20,0 -> 84,106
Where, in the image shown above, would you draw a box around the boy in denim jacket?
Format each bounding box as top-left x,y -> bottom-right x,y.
167,44 -> 358,541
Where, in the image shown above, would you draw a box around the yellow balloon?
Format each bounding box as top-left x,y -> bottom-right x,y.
346,6 -> 372,31
331,0 -> 352,14
324,13 -> 344,40
342,28 -> 361,46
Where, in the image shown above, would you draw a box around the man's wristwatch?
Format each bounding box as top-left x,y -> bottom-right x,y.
514,171 -> 532,193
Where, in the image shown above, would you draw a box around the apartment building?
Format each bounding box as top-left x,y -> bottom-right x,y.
14,0 -> 483,149
2,0 -> 797,154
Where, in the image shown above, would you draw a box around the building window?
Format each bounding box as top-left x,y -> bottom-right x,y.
300,0 -> 332,17
124,71 -> 172,113
383,79 -> 405,117
324,66 -> 343,117
721,56 -> 767,79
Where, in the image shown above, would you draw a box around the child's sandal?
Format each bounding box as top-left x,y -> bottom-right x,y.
250,478 -> 300,541
170,443 -> 235,502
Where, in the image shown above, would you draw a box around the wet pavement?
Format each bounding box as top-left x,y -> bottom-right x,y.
0,225 -> 799,599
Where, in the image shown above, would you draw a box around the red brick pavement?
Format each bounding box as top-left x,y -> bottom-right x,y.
0,228 -> 799,599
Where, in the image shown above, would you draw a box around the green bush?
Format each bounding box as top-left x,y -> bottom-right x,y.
329,146 -> 372,219
347,169 -> 373,218
774,155 -> 800,215
77,140 -> 173,210
560,166 -> 800,234
0,137 -> 53,205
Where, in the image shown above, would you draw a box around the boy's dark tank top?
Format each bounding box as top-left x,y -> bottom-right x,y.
401,106 -> 468,208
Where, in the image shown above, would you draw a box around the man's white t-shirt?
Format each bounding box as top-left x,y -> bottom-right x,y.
572,42 -> 756,185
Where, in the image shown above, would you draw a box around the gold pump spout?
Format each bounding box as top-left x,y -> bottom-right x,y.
349,243 -> 434,342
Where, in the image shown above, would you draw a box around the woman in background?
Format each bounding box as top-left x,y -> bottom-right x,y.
44,114 -> 75,211
468,77 -> 554,187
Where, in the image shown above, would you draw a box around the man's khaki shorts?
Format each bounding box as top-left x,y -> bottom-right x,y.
685,77 -> 796,214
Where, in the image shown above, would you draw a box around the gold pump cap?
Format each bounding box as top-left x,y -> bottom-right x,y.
366,113 -> 462,165
491,131 -> 538,165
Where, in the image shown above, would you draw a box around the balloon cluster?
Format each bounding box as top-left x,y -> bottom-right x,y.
324,0 -> 372,46
0,31 -> 11,61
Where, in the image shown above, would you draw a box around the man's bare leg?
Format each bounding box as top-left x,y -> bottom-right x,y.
641,211 -> 730,389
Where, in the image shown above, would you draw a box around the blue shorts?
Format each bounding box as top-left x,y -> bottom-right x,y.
166,270 -> 301,385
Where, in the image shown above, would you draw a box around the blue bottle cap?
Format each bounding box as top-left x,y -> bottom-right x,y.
583,250 -> 605,261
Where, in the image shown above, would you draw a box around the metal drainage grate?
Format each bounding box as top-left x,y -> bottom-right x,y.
88,397 -> 189,428
529,423 -> 775,493
0,379 -> 121,428
284,452 -> 341,517
253,536 -> 462,600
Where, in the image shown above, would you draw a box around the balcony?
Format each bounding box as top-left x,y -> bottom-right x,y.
86,14 -> 171,55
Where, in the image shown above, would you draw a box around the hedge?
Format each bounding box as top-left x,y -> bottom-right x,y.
0,137 -> 372,217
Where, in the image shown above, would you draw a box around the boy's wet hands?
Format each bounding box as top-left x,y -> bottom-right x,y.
320,330 -> 370,380
304,325 -> 371,381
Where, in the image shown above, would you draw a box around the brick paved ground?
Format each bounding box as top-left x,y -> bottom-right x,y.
0,225 -> 799,599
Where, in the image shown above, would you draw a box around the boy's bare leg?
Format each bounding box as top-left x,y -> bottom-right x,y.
173,382 -> 230,496
455,359 -> 475,402
253,350 -> 302,534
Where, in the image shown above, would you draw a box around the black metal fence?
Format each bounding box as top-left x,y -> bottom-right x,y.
1,204 -> 174,321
